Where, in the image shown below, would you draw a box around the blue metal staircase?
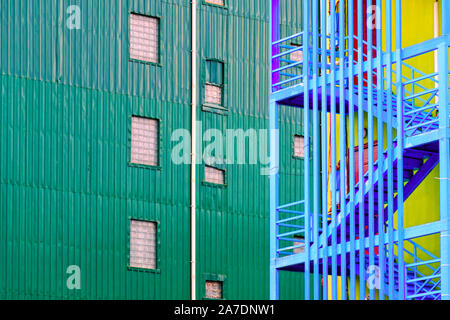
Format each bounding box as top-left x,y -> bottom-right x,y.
274,85 -> 442,299
269,0 -> 450,300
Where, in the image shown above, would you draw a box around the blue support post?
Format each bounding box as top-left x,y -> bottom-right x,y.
443,0 -> 450,36
438,41 -> 450,301
348,0 -> 357,300
367,0 -> 375,301
330,0 -> 338,300
269,0 -> 280,301
338,0 -> 347,300
312,0 -> 320,301
269,100 -> 279,301
395,0 -> 405,300
385,0 -> 395,300
321,0 -> 329,300
357,0 -> 366,301
303,0 -> 311,301
375,0 -> 385,300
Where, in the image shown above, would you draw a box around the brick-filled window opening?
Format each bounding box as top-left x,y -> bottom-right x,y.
205,60 -> 224,106
129,14 -> 159,63
130,116 -> 159,167
130,220 -> 157,270
294,135 -> 305,158
205,281 -> 223,299
205,166 -> 225,185
293,235 -> 305,254
205,0 -> 225,6
205,84 -> 222,105
290,43 -> 303,62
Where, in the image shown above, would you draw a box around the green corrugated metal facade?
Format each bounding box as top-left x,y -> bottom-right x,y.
0,0 -> 313,299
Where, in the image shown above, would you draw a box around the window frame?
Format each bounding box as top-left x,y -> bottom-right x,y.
202,0 -> 228,10
127,218 -> 161,273
202,164 -> 227,188
292,134 -> 312,160
203,274 -> 227,300
293,134 -> 306,159
128,12 -> 162,67
202,58 -> 228,115
128,114 -> 163,171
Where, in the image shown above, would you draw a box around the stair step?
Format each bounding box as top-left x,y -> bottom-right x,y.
403,157 -> 424,170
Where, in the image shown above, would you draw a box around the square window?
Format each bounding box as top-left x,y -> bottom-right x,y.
129,14 -> 159,63
131,116 -> 159,167
205,281 -> 223,299
205,166 -> 225,185
294,135 -> 305,158
205,84 -> 223,105
130,220 -> 157,270
205,0 -> 225,6
293,235 -> 305,254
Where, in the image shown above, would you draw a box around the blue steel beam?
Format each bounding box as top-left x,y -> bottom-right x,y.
303,0 -> 311,300
312,0 -> 320,301
330,0 -> 338,300
269,0 -> 279,301
376,0 -> 385,300
367,0 -> 375,301
385,0 -> 395,300
269,99 -> 279,301
357,0 -> 365,301
395,0 -> 405,300
348,0 -> 357,300
438,41 -> 450,301
443,0 -> 450,36
321,0 -> 329,300
338,0 -> 347,300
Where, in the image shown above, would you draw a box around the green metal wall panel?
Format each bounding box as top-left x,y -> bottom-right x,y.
0,0 -> 311,299
0,75 -> 191,299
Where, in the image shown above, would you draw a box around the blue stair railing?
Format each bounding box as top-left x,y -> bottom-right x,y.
400,62 -> 440,138
374,239 -> 442,300
271,33 -> 443,141
403,239 -> 441,300
275,200 -> 307,256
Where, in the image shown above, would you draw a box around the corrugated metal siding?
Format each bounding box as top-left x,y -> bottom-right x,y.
0,0 -> 310,299
0,75 -> 191,299
0,0 -> 192,104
